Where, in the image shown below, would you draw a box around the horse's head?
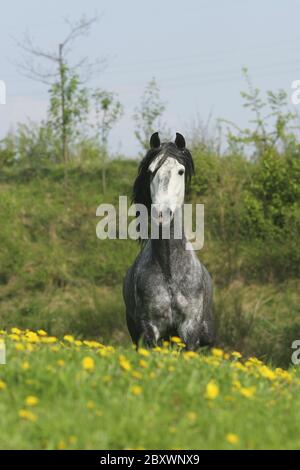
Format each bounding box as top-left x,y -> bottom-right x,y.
133,132 -> 194,224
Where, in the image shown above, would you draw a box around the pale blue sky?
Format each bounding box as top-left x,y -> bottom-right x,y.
0,0 -> 300,155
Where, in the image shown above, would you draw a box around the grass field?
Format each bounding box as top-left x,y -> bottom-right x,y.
1,328 -> 299,450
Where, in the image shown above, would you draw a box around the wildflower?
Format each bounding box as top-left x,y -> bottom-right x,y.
15,343 -> 25,351
205,380 -> 219,400
25,331 -> 39,343
25,395 -> 39,407
86,400 -> 95,410
259,365 -> 276,381
139,359 -> 148,368
40,336 -> 57,344
231,351 -> 242,359
119,355 -> 131,372
211,348 -> 224,358
183,351 -> 198,360
64,335 -> 75,344
138,348 -> 150,357
239,386 -> 256,399
57,359 -> 65,367
0,380 -> 7,390
170,336 -> 181,344
37,330 -> 47,336
226,433 -> 239,444
130,385 -> 142,396
11,327 -> 22,335
82,357 -> 95,371
19,409 -> 37,422
132,371 -> 142,379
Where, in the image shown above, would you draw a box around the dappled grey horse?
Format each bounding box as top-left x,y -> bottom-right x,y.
123,132 -> 214,350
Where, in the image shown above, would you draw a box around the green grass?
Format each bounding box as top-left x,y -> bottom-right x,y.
1,329 -> 300,450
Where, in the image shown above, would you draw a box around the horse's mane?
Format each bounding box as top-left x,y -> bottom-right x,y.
132,142 -> 194,212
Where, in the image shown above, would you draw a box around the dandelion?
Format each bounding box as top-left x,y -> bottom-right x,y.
211,348 -> 224,358
25,395 -> 39,407
139,359 -> 148,368
0,380 -> 7,391
64,335 -> 75,344
57,359 -> 65,367
37,330 -> 47,336
130,385 -> 142,396
226,433 -> 239,444
86,400 -> 95,410
119,355 -> 131,372
231,351 -> 242,359
18,409 -> 37,422
132,371 -> 142,379
259,365 -> 276,381
205,380 -> 219,400
11,327 -> 22,335
82,356 -> 95,371
170,336 -> 181,344
239,386 -> 256,399
138,348 -> 150,357
68,436 -> 77,445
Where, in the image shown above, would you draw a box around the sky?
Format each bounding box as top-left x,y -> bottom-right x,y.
0,0 -> 300,156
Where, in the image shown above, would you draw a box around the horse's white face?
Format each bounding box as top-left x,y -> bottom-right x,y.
149,154 -> 185,223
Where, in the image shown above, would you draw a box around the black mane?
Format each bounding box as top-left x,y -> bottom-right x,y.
132,142 -> 194,212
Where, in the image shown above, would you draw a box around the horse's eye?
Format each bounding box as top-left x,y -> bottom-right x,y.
178,169 -> 185,176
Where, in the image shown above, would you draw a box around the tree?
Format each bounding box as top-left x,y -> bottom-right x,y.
14,15 -> 103,168
92,89 -> 123,193
133,78 -> 167,154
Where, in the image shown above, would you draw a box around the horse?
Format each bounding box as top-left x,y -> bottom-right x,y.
123,132 -> 214,350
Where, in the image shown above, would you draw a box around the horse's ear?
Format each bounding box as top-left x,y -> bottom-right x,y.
175,132 -> 186,150
150,132 -> 160,149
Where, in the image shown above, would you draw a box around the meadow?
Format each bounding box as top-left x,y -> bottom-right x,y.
1,327 -> 300,450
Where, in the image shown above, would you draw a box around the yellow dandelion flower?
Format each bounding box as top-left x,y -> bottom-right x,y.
259,365 -> 276,380
40,336 -> 57,344
25,331 -> 39,343
130,385 -> 142,396
57,359 -> 65,367
183,351 -> 198,360
132,371 -> 142,379
139,359 -> 148,368
15,342 -> 25,351
138,348 -> 150,357
11,327 -> 22,335
231,351 -> 242,359
25,395 -> 39,407
86,400 -> 95,410
211,348 -> 224,358
205,380 -> 219,400
170,336 -> 181,344
64,335 -> 75,343
0,380 -> 7,390
226,433 -> 239,444
57,440 -> 66,450
82,356 -> 95,371
239,386 -> 256,398
19,409 -> 37,422
119,355 -> 131,371
37,330 -> 47,336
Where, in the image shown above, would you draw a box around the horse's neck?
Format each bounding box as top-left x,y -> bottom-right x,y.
151,218 -> 189,278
